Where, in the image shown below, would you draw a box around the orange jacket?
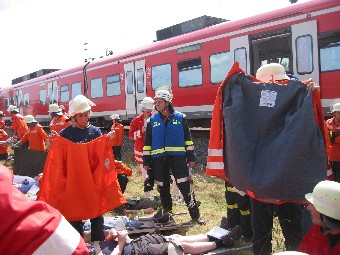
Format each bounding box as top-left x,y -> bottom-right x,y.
115,161 -> 133,176
37,135 -> 126,221
9,113 -> 28,138
111,122 -> 124,146
206,62 -> 330,200
21,124 -> 49,152
325,117 -> 340,161
0,129 -> 8,154
49,115 -> 71,134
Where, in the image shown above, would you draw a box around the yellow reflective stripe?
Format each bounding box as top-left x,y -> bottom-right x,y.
227,203 -> 238,209
185,141 -> 193,146
227,186 -> 236,192
240,209 -> 250,216
165,146 -> 186,152
151,148 -> 166,155
143,146 -> 151,151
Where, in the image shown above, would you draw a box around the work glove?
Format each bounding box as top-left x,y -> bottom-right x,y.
144,169 -> 154,192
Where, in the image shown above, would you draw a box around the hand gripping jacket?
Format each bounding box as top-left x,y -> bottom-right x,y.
206,62 -> 329,203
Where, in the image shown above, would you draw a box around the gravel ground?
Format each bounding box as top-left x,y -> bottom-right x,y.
121,132 -> 209,175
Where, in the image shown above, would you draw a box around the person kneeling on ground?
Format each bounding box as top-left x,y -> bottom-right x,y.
87,225 -> 242,255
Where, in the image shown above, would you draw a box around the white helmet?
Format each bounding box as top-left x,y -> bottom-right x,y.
24,115 -> 38,124
305,180 -> 340,221
154,89 -> 172,102
256,63 -> 289,82
48,104 -> 62,114
331,102 -> 340,113
111,114 -> 120,120
140,97 -> 154,111
0,111 -> 4,116
8,105 -> 19,113
69,95 -> 95,116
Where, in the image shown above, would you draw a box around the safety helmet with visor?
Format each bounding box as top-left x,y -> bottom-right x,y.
111,114 -> 120,120
48,104 -> 62,116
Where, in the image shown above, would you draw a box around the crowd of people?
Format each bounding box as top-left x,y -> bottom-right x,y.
0,62 -> 339,254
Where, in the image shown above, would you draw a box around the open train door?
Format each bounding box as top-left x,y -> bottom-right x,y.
124,60 -> 147,119
230,35 -> 250,74
291,20 -> 319,84
15,90 -> 23,115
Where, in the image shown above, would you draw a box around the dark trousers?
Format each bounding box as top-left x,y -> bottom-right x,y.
117,174 -> 128,193
0,153 -> 8,160
250,198 -> 303,255
112,146 -> 122,161
224,182 -> 253,237
70,215 -> 105,241
332,161 -> 340,183
152,156 -> 200,220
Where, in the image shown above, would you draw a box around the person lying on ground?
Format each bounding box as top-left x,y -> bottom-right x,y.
86,225 -> 242,255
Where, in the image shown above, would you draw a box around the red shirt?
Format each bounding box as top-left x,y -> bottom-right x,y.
21,124 -> 49,151
0,129 -> 8,154
129,113 -> 147,165
325,117 -> 340,161
299,224 -> 340,255
9,113 -> 28,138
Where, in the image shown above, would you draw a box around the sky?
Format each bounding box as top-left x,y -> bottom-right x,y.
0,0 -> 311,87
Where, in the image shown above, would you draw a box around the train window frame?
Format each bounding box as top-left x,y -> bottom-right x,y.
71,82 -> 82,99
23,93 -> 30,106
39,90 -> 47,105
60,85 -> 70,103
320,42 -> 340,72
151,64 -> 172,91
234,47 -> 247,72
126,71 -> 134,94
107,74 -> 121,96
136,68 -> 145,93
178,57 -> 203,88
90,78 -> 103,99
296,35 -> 313,74
210,51 -> 232,84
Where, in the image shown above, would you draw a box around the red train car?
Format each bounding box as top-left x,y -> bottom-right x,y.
1,0 -> 339,127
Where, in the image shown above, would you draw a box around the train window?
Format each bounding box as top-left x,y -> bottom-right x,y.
210,52 -> 232,84
296,35 -> 313,74
151,64 -> 172,90
23,93 -> 30,106
5,98 -> 9,110
90,78 -> 103,98
178,58 -> 202,87
126,71 -> 134,94
60,85 -> 69,102
71,82 -> 82,99
10,96 -> 15,105
39,90 -> 47,105
136,68 -> 145,93
320,43 -> 340,72
234,48 -> 247,72
107,74 -> 121,96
